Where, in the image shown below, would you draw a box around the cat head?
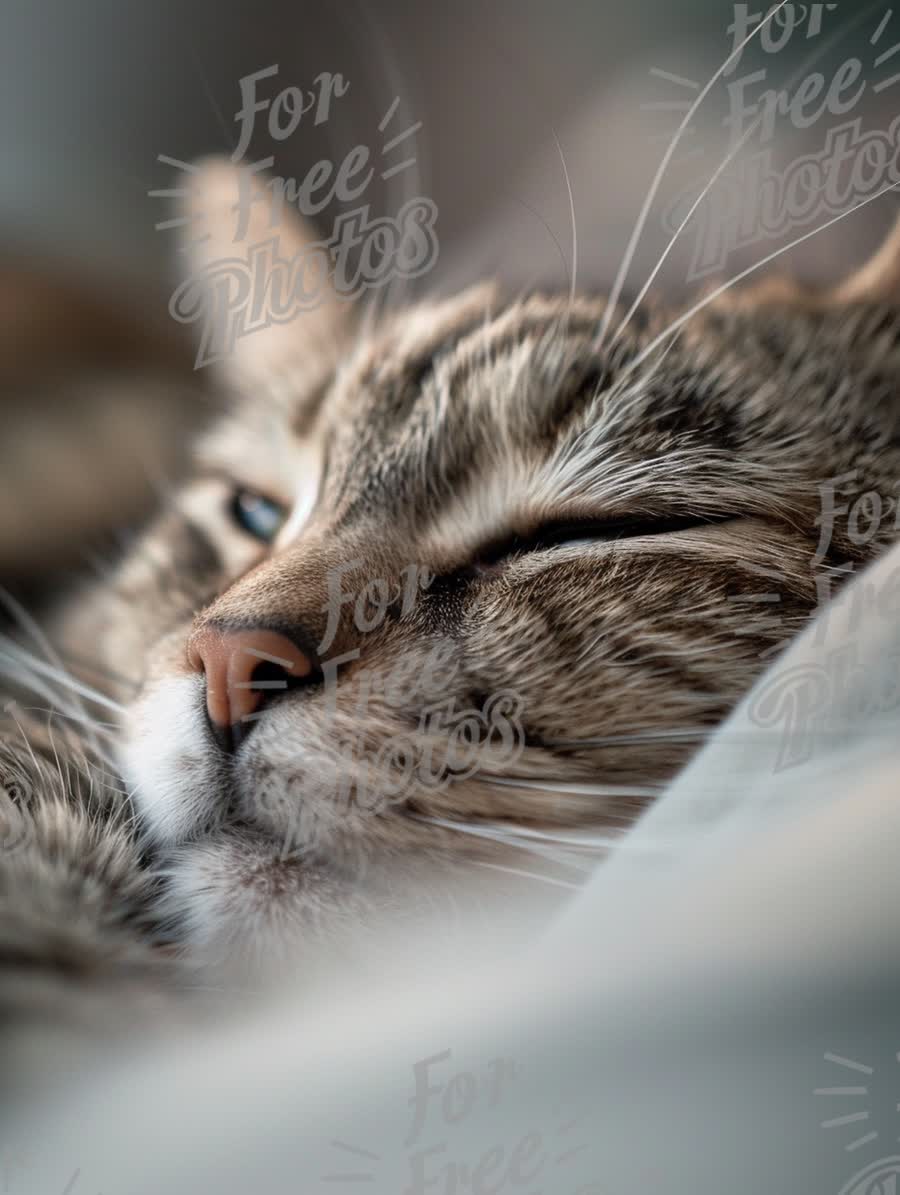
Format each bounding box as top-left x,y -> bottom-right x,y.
56,160 -> 900,960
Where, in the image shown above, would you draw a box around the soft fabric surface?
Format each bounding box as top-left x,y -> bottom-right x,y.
4,540 -> 899,1195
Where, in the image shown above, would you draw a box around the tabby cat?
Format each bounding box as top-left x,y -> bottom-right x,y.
2,158 -> 900,1022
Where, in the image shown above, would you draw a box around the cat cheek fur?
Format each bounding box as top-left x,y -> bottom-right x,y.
119,674 -> 226,846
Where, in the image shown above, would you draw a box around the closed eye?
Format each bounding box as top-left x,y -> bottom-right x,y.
472,513 -> 735,568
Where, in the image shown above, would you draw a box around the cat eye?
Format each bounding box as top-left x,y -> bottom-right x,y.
472,513 -> 732,568
229,489 -> 288,543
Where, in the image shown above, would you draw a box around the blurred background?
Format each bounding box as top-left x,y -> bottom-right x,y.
0,0 -> 895,598
1,0 -> 718,289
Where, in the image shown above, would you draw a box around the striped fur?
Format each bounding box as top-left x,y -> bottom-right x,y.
3,161 -> 900,996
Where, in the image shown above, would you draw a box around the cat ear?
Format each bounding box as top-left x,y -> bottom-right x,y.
708,218 -> 900,315
830,215 -> 900,307
170,156 -> 351,389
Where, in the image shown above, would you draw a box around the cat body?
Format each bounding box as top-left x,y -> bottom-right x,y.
3,160 -> 900,1017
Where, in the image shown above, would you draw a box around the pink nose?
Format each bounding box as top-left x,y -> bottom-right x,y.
187,627 -> 312,743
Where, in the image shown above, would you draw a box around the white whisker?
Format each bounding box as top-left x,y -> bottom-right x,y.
5,704 -> 41,777
0,642 -> 126,715
416,813 -> 662,856
15,704 -> 118,739
414,814 -> 603,871
477,774 -> 661,799
0,588 -> 110,766
622,179 -> 900,382
552,128 -> 577,304
597,0 -> 790,346
614,0 -> 882,345
469,860 -> 581,891
610,117 -> 760,345
648,68 -> 700,91
3,670 -> 91,734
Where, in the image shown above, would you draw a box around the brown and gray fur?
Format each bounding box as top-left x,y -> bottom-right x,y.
3,159 -> 900,1026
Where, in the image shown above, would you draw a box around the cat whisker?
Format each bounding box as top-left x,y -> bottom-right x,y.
1,664 -> 96,738
476,773 -> 663,799
0,640 -> 127,716
13,704 -> 119,739
610,117 -> 759,346
545,733 -> 703,748
413,812 -> 603,870
0,587 -> 111,764
25,706 -> 122,778
573,331 -> 681,431
552,127 -> 577,304
612,0 -> 878,345
467,860 -> 581,891
414,812 -> 650,857
43,715 -> 70,798
597,0 -> 790,346
0,659 -> 124,776
513,199 -> 572,297
543,727 -> 763,747
75,765 -> 131,801
55,649 -> 138,693
622,179 -> 900,384
4,704 -> 42,776
2,697 -> 120,779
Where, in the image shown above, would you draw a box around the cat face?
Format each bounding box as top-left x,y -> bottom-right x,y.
56,162 -> 900,959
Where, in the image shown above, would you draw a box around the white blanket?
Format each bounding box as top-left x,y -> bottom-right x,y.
5,544 -> 900,1195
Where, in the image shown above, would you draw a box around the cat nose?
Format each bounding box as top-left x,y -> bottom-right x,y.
187,627 -> 313,748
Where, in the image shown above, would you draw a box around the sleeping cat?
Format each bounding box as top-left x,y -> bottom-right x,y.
2,158 -> 900,1017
